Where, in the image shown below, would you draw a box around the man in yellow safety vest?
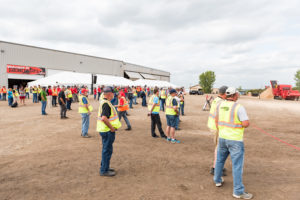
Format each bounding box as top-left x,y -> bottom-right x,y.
148,88 -> 167,138
97,86 -> 122,177
214,87 -> 252,199
207,86 -> 228,176
32,86 -> 38,103
66,86 -> 73,110
165,89 -> 180,144
159,88 -> 167,111
78,89 -> 93,138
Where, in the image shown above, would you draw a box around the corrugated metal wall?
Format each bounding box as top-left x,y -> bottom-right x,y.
0,41 -> 170,87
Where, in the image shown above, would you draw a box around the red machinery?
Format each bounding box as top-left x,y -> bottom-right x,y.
270,80 -> 300,100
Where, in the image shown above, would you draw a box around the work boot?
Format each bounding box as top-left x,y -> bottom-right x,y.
100,171 -> 116,177
161,135 -> 167,139
233,192 -> 253,199
125,127 -> 131,131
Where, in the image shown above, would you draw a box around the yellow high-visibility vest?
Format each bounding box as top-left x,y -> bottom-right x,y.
165,95 -> 177,115
38,88 -> 42,94
97,100 -> 122,132
78,95 -> 93,114
207,96 -> 223,130
25,88 -> 29,93
160,90 -> 166,99
217,100 -> 245,141
33,88 -> 37,93
66,89 -> 73,98
148,95 -> 160,113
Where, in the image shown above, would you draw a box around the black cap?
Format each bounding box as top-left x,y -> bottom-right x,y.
169,89 -> 177,94
103,86 -> 114,93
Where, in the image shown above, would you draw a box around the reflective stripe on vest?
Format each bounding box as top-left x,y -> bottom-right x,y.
67,90 -> 73,98
78,95 -> 92,113
216,101 -> 245,141
148,95 -> 160,112
165,95 -> 177,115
207,97 -> 223,130
96,100 -> 122,132
118,97 -> 129,111
160,90 -> 166,99
52,89 -> 58,96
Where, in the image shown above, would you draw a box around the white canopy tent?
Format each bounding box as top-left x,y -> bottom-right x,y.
28,71 -> 91,87
133,79 -> 177,88
95,74 -> 134,86
28,71 -> 135,87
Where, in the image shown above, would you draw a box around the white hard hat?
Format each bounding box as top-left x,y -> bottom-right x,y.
226,87 -> 238,95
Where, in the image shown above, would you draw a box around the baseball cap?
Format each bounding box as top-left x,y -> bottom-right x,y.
226,87 -> 238,95
219,86 -> 228,95
103,86 -> 114,93
169,89 -> 177,94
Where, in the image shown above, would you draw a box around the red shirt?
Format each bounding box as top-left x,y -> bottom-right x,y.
48,89 -> 52,95
97,88 -> 101,93
57,87 -> 61,93
94,89 -> 97,95
119,97 -> 124,106
73,88 -> 78,94
124,88 -> 128,93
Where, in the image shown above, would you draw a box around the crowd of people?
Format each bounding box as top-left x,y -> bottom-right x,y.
1,83 -> 253,199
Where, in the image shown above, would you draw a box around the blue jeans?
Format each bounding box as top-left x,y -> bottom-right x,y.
180,103 -> 184,115
100,131 -> 115,174
26,92 -> 29,99
33,93 -> 38,103
81,113 -> 90,136
160,99 -> 165,111
118,111 -> 131,128
133,96 -> 137,104
175,114 -> 180,129
94,94 -> 96,100
2,93 -> 6,101
67,99 -> 72,110
129,98 -> 133,108
41,101 -> 47,114
214,138 -> 245,195
142,96 -> 147,106
8,97 -> 13,106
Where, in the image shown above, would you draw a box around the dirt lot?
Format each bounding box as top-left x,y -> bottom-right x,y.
0,95 -> 299,200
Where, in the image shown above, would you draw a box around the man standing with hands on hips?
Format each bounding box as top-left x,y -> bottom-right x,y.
214,87 -> 253,199
78,88 -> 93,138
97,86 -> 122,177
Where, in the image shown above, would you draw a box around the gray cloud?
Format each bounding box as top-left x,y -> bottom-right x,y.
0,0 -> 299,89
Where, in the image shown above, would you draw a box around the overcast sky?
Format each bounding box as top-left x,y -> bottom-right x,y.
0,0 -> 299,88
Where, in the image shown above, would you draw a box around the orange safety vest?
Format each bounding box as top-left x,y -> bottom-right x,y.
52,89 -> 58,96
118,97 -> 129,112
2,88 -> 7,93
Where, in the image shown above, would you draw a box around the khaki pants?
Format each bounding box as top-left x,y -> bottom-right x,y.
210,129 -> 218,168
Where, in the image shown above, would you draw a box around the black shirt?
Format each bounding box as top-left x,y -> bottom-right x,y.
101,99 -> 111,118
58,91 -> 66,105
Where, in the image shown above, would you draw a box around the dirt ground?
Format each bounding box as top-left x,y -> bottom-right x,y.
0,95 -> 299,200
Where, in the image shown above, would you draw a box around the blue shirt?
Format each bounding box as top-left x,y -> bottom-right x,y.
82,97 -> 88,104
152,96 -> 159,114
8,91 -> 13,98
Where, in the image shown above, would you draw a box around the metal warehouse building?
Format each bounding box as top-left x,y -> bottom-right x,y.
0,41 -> 170,88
